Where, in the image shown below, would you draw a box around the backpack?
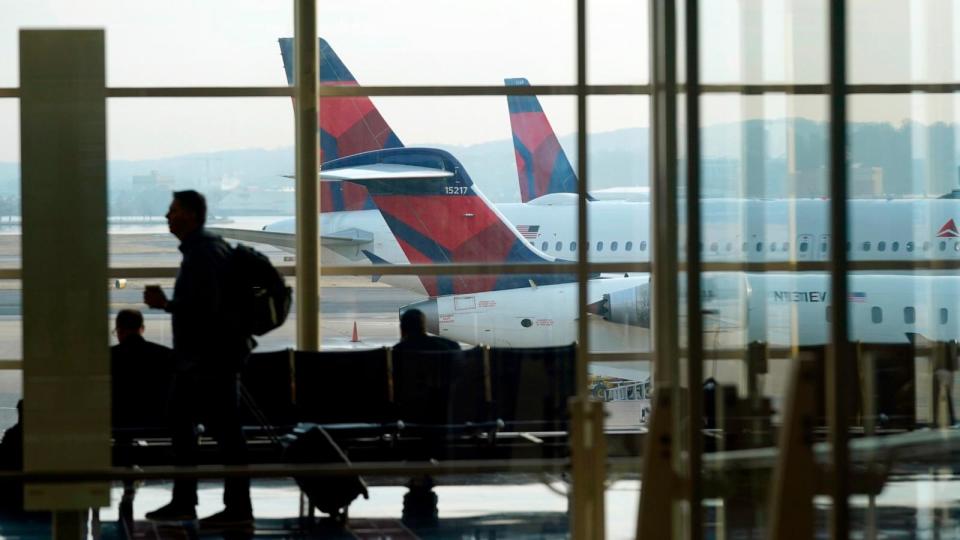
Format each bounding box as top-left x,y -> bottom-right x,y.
229,244 -> 293,336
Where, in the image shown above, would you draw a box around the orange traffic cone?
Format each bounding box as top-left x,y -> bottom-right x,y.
351,321 -> 360,342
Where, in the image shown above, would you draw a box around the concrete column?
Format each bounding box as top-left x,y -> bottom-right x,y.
19,29 -> 110,537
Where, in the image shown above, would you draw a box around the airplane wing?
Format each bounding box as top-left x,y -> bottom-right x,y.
208,227 -> 374,250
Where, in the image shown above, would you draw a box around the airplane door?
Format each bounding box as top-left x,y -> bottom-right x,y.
797,234 -> 814,260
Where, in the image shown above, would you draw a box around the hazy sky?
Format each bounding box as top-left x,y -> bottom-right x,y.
0,0 -> 959,162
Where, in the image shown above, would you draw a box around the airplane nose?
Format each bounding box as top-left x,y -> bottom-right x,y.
400,299 -> 439,334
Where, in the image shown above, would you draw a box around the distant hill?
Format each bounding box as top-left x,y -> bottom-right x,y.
0,119 -> 959,212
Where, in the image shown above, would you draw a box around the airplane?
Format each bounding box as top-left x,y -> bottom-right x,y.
318,146 -> 960,353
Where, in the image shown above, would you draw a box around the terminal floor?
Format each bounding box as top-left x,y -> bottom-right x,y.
3,474 -> 960,537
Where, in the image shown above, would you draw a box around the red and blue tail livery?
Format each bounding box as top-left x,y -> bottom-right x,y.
322,148 -> 576,296
505,78 -> 580,203
279,37 -> 403,212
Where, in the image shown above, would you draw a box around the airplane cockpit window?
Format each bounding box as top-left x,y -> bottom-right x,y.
878,241 -> 886,251
611,241 -> 618,251
800,242 -> 809,252
904,307 -> 916,324
871,306 -> 883,324
942,308 -> 950,325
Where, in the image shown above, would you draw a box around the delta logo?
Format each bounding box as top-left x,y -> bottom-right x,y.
938,219 -> 960,238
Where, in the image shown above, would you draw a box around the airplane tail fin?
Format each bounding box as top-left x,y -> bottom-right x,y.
505,78 -> 579,203
278,37 -> 404,211
322,148 -> 574,296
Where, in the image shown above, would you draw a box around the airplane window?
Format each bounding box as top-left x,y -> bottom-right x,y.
923,241 -> 931,251
770,243 -> 776,252
904,307 -> 915,324
611,241 -> 618,252
742,242 -> 748,252
625,241 -> 633,251
570,241 -> 577,251
955,242 -> 960,252
640,241 -> 647,251
521,318 -> 533,328
541,241 -> 549,251
725,242 -> 732,252
800,242 -> 809,253
710,242 -> 718,252
906,241 -> 914,252
871,307 -> 882,324
892,241 -> 899,252
555,241 -> 562,251
862,242 -> 871,252
597,241 -> 603,252
939,241 -> 946,251
782,242 -> 789,252
941,308 -> 949,325
756,242 -> 762,252
877,241 -> 886,252
821,243 -> 828,253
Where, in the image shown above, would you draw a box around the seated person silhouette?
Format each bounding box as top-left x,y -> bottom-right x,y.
0,400 -> 23,514
111,309 -> 173,432
392,309 -> 460,353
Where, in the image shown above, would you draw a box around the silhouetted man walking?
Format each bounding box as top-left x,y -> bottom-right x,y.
144,190 -> 254,528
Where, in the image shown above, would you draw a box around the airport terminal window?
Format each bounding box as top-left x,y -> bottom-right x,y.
878,241 -> 886,252
904,307 -> 915,324
611,241 -> 618,251
871,307 -> 883,324
942,308 -> 950,325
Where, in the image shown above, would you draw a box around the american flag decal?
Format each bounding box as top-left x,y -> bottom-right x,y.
848,292 -> 866,303
516,225 -> 540,240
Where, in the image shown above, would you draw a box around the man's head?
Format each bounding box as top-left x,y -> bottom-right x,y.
167,190 -> 206,240
115,309 -> 145,343
399,308 -> 427,340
